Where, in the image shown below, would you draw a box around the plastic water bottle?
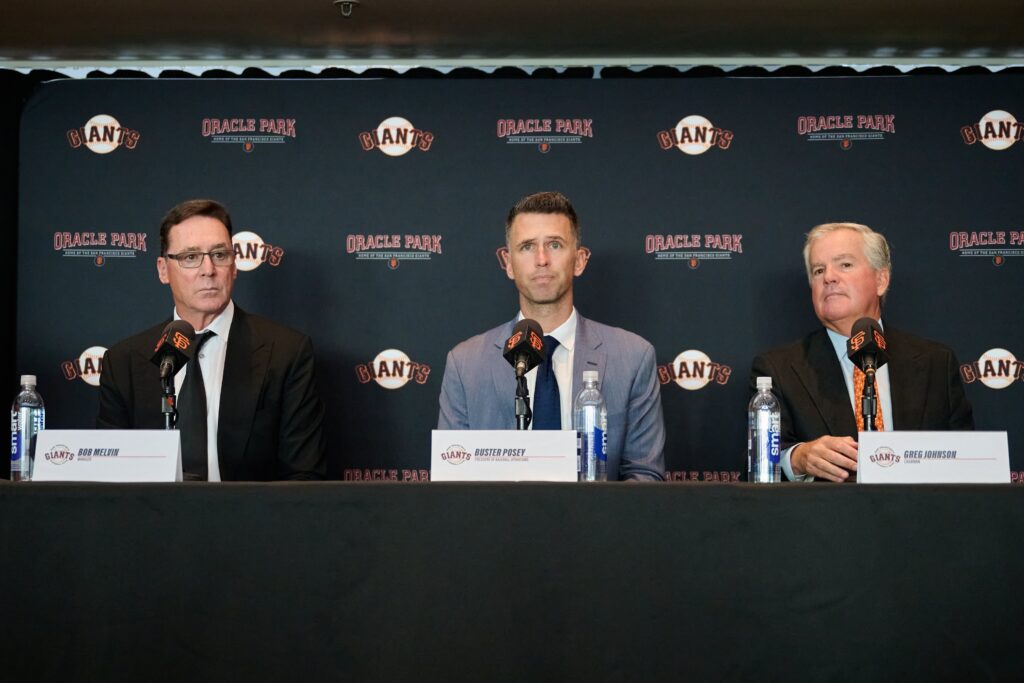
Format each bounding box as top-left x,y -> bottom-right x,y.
748,376 -> 781,483
574,370 -> 608,482
10,375 -> 45,482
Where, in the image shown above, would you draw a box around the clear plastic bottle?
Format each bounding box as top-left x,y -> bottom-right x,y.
748,376 -> 781,483
10,375 -> 45,482
574,370 -> 608,482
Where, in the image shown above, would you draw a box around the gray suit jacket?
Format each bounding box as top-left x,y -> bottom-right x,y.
438,314 -> 665,480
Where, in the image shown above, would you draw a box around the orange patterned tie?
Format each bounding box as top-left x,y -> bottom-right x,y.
853,366 -> 884,432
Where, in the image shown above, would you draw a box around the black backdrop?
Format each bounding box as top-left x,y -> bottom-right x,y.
13,73 -> 1024,480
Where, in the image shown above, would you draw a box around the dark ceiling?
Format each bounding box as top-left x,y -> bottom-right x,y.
2,0 -> 1023,65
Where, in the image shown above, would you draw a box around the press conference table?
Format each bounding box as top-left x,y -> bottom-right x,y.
2,481 -> 1022,681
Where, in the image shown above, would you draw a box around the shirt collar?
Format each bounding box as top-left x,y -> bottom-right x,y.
173,300 -> 234,342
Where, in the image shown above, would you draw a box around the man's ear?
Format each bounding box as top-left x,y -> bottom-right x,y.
574,247 -> 591,277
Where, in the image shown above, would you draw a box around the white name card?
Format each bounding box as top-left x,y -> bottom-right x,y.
431,430 -> 577,482
858,431 -> 1009,484
32,430 -> 182,483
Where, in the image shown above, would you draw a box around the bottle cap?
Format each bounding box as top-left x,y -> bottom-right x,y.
756,376 -> 772,390
20,375 -> 37,387
582,370 -> 599,383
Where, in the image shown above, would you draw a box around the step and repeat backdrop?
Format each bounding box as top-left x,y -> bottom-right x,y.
16,76 -> 1024,480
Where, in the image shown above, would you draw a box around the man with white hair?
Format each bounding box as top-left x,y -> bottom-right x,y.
750,222 -> 974,482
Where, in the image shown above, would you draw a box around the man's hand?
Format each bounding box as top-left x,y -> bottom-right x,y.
791,435 -> 858,482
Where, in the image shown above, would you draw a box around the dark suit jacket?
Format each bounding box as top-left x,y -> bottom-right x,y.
750,326 -> 974,456
97,306 -> 327,480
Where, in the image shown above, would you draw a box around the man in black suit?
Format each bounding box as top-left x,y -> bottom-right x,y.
97,199 -> 327,480
751,222 -> 973,482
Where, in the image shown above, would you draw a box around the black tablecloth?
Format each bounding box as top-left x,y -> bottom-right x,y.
2,482 -> 1022,681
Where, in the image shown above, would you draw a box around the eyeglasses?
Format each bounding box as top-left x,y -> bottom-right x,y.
164,249 -> 235,268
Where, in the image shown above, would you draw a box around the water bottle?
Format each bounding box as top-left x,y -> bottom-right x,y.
748,376 -> 781,483
574,370 -> 608,482
11,375 -> 45,482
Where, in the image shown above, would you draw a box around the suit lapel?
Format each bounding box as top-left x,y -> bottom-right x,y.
572,315 -> 606,402
490,319 -> 519,429
886,328 -> 926,430
132,323 -> 170,429
218,307 -> 270,473
791,328 -> 858,436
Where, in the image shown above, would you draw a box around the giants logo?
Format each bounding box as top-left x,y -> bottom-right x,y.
441,445 -> 472,465
355,349 -> 431,389
67,115 -> 140,154
869,447 -> 900,467
62,346 -> 106,386
849,329 -> 887,352
961,110 -> 1023,150
359,117 -> 435,156
797,113 -> 895,149
960,348 -> 1024,389
949,230 -> 1024,267
508,329 -> 542,353
53,231 -> 147,266
233,231 -> 284,271
346,233 -> 443,269
201,117 -> 297,152
657,115 -> 734,155
657,350 -> 732,390
44,445 -> 74,465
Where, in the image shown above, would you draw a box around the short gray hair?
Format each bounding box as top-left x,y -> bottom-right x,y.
803,222 -> 891,285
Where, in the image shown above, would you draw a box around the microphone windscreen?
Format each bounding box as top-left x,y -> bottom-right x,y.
150,319 -> 197,368
847,317 -> 889,369
502,318 -> 546,372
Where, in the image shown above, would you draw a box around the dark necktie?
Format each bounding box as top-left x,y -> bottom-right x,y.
179,331 -> 215,481
532,335 -> 561,430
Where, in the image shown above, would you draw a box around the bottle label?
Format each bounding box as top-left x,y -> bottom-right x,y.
593,426 -> 606,462
575,430 -> 583,473
768,426 -> 780,465
10,432 -> 22,471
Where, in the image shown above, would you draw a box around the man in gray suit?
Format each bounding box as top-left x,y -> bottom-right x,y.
437,192 -> 665,481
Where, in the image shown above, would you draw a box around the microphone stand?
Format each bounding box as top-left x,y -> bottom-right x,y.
860,365 -> 878,432
515,374 -> 533,431
160,366 -> 178,430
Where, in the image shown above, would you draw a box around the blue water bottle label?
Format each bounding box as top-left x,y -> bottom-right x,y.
768,426 -> 780,465
594,426 -> 606,462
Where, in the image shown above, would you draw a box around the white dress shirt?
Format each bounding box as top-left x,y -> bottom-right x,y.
520,308 -> 577,430
783,321 -> 892,481
172,300 -> 234,482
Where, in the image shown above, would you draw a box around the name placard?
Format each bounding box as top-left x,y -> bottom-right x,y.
32,430 -> 182,483
858,431 -> 1009,484
431,430 -> 577,482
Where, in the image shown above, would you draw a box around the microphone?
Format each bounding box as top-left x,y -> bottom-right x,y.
502,319 -> 546,378
150,320 -> 196,381
846,317 -> 889,373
